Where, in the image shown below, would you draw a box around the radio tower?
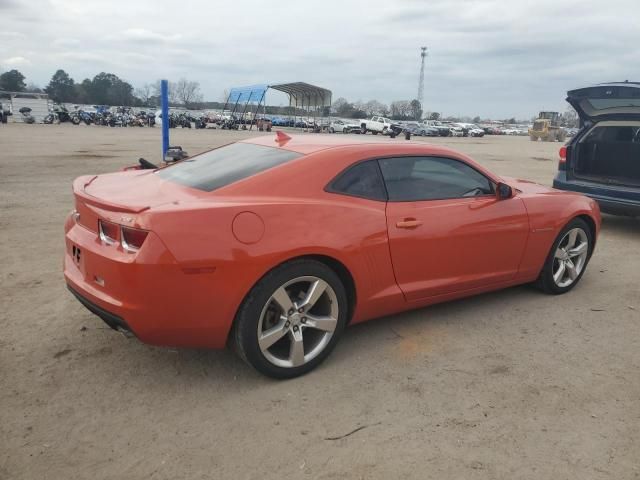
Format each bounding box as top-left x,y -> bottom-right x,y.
417,47 -> 428,110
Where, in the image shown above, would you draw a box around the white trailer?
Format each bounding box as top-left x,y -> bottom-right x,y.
0,91 -> 50,123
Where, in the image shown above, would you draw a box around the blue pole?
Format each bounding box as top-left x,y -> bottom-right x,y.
161,79 -> 169,160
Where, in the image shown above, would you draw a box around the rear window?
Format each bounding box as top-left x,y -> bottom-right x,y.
328,160 -> 387,201
157,143 -> 301,192
588,98 -> 640,111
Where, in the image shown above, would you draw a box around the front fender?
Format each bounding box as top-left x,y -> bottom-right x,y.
517,193 -> 601,280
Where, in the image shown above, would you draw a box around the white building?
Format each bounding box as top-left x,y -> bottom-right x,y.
0,91 -> 50,123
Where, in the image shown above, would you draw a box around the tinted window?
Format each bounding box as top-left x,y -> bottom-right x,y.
379,156 -> 494,201
329,160 -> 387,201
583,125 -> 640,143
157,143 -> 301,192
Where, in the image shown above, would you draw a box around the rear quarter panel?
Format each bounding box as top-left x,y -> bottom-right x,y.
143,194 -> 402,341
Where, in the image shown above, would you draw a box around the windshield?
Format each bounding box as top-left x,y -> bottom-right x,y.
157,143 -> 301,192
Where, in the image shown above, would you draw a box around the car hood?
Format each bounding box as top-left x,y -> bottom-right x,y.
567,82 -> 640,121
502,177 -> 562,195
76,169 -> 201,213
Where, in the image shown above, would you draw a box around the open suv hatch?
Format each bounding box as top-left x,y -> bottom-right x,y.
553,82 -> 640,216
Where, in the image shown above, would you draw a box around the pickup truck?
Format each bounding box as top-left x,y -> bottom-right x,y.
360,116 -> 394,135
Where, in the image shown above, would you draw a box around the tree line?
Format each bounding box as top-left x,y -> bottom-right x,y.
0,68 -> 204,108
331,97 -> 424,121
1,68 -> 559,123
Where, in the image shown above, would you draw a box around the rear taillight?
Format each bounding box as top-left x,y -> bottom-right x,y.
98,220 -> 119,245
559,145 -> 567,164
121,226 -> 149,252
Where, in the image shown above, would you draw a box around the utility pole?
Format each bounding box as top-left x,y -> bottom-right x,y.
417,47 -> 428,113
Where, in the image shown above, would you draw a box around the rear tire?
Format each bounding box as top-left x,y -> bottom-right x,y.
534,218 -> 593,294
233,259 -> 348,379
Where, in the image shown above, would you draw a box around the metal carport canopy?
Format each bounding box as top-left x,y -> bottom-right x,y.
269,82 -> 332,108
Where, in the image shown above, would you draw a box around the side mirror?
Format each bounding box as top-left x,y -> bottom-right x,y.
496,182 -> 513,200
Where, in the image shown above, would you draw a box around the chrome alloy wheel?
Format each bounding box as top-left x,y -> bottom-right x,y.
257,276 -> 339,368
552,228 -> 589,288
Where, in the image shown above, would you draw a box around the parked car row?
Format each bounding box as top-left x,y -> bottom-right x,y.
483,125 -> 530,136
325,117 -> 492,138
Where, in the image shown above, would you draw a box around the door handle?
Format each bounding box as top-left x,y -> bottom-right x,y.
396,218 -> 422,229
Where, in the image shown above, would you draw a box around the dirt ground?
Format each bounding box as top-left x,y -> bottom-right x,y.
1,124 -> 639,480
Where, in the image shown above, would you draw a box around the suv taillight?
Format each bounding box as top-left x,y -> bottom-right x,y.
121,226 -> 149,252
559,145 -> 567,164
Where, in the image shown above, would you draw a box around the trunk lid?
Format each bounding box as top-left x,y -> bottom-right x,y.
72,170 -> 203,233
567,82 -> 640,122
75,170 -> 200,213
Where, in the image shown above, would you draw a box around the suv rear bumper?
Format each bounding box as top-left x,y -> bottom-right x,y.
553,172 -> 640,216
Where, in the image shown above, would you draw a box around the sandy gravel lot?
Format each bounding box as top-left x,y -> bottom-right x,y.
1,124 -> 639,479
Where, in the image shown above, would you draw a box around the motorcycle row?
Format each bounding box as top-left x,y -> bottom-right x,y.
18,103 -> 275,131
41,105 -> 208,129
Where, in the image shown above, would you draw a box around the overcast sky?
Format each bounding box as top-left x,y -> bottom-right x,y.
1,0 -> 639,118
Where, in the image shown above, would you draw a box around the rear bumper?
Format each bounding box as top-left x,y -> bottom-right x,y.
67,285 -> 133,334
64,214 -> 234,348
553,172 -> 640,216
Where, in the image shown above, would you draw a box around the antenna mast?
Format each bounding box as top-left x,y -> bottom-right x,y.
417,47 -> 428,112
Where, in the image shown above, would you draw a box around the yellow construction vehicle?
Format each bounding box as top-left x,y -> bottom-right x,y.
529,111 -> 566,142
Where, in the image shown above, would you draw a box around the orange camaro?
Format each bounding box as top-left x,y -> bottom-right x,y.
64,133 -> 601,378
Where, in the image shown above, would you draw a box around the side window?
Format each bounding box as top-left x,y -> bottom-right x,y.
379,156 -> 494,202
328,160 -> 387,201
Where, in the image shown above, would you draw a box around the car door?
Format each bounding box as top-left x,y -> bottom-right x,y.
380,156 -> 529,301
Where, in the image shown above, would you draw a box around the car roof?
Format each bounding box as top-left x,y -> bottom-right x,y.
240,132 -> 479,160
214,133 -> 502,199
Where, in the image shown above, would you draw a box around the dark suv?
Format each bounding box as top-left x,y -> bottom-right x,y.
553,82 -> 640,216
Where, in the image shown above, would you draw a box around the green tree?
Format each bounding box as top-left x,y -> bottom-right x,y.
0,69 -> 26,91
87,72 -> 135,106
409,99 -> 423,120
44,69 -> 76,102
428,111 -> 440,121
73,79 -> 92,104
472,116 -> 481,124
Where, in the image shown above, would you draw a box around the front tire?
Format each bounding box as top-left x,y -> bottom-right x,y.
535,218 -> 593,294
233,259 -> 348,378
